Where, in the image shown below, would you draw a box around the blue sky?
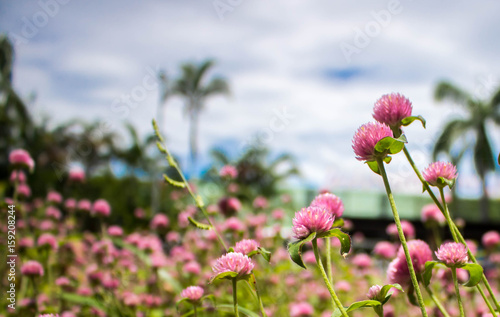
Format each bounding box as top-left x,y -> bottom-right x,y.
1,0 -> 500,197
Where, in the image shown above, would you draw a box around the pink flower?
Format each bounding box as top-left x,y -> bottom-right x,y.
9,149 -> 35,171
39,314 -> 59,317
247,214 -> 267,227
303,250 -> 317,264
373,241 -> 397,260
352,122 -> 393,162
150,214 -> 169,230
37,233 -> 58,250
386,220 -> 415,239
21,260 -> 44,276
422,162 -> 457,187
64,198 -> 77,210
421,204 -> 445,224
335,280 -> 351,292
10,170 -> 26,183
108,225 -> 123,237
219,165 -> 238,179
18,184 -> 31,198
272,208 -> 285,220
123,292 -> 141,307
166,231 -> 180,243
224,217 -> 245,232
253,196 -> 269,209
352,253 -> 372,269
234,239 -> 259,255
134,208 -> 145,218
482,231 -> 500,249
92,199 -> 111,217
77,199 -> 92,212
292,206 -> 334,240
181,286 -> 204,301
218,197 -> 241,217
19,237 -> 34,248
68,167 -> 85,183
367,284 -> 383,300
150,253 -> 168,268
45,206 -> 62,220
184,261 -> 202,275
388,240 -> 433,286
435,242 -> 468,267
310,192 -> 344,218
290,302 -> 314,317
55,277 -> 71,287
212,252 -> 254,278
372,93 -> 413,128
47,191 -> 62,204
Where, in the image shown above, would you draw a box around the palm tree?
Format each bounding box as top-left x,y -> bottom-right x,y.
433,81 -> 500,221
173,59 -> 229,176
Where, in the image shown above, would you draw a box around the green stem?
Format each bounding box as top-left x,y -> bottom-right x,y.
376,158 -> 428,317
252,277 -> 268,317
233,279 -> 239,317
452,268 -> 465,317
193,303 -> 198,317
439,188 -> 458,242
402,146 -> 500,315
326,237 -> 335,310
312,239 -> 348,317
374,305 -> 384,317
424,284 -> 451,317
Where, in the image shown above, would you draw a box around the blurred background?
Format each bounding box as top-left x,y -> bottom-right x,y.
1,0 -> 500,228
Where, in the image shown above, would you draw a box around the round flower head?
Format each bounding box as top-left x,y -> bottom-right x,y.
218,197 -> 241,217
212,252 -> 254,278
422,162 -> 457,187
18,183 -> 31,198
9,149 -> 35,171
181,286 -> 204,301
421,204 -> 446,224
397,240 -> 433,274
150,214 -> 169,230
352,122 -> 394,162
219,165 -> 238,179
373,241 -> 397,260
21,260 -> 44,277
47,191 -> 62,204
92,199 -> 111,217
482,231 -> 500,249
108,225 -> 124,237
77,199 -> 92,212
435,242 -> 468,267
373,93 -> 413,128
68,167 -> 85,183
10,170 -> 26,184
37,233 -> 58,250
310,193 -> 344,218
386,220 -> 415,239
292,206 -> 334,240
253,196 -> 269,209
367,285 -> 383,300
234,239 -> 259,255
290,302 -> 314,317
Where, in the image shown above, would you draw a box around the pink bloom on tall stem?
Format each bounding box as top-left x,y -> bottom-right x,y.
435,242 -> 468,267
388,240 -> 433,286
234,239 -> 259,255
218,197 -> 241,217
18,184 -> 31,198
352,122 -> 393,162
181,286 -> 204,301
292,206 -> 334,240
212,252 -> 254,278
386,220 -> 415,239
421,204 -> 446,224
253,196 -> 269,209
68,167 -> 85,183
224,217 -> 245,232
310,192 -> 344,218
77,199 -> 92,212
92,199 -> 111,217
37,233 -> 58,250
10,170 -> 26,183
422,162 -> 457,187
219,165 -> 238,179
367,285 -> 383,300
290,302 -> 314,317
47,191 -> 62,204
150,214 -> 169,230
373,241 -> 397,260
21,260 -> 44,276
108,225 -> 124,237
64,198 -> 77,210
9,149 -> 35,171
372,93 -> 413,128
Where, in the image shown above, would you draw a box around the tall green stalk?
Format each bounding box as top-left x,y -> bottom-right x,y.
423,283 -> 451,317
312,239 -> 348,317
376,158 -> 428,317
402,146 -> 500,316
326,237 -> 335,310
452,268 -> 465,317
233,279 -> 239,317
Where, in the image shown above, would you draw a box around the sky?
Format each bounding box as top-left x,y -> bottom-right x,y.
1,0 -> 500,198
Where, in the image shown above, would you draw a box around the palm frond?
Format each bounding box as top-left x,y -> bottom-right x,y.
432,119 -> 471,160
434,81 -> 471,107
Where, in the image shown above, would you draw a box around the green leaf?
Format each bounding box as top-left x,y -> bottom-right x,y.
401,115 -> 426,128
460,263 -> 483,287
436,176 -> 455,189
407,284 -> 418,306
176,298 -> 191,312
201,294 -> 216,305
379,283 -> 404,304
332,300 -> 381,317
332,218 -> 344,228
366,160 -> 380,175
374,135 -> 407,155
287,232 -> 316,269
257,247 -> 272,262
208,271 -> 238,284
163,174 -> 186,188
423,261 -> 446,286
317,228 -> 351,257
383,156 -> 392,164
187,216 -> 212,230
60,293 -> 106,312
246,273 -> 257,292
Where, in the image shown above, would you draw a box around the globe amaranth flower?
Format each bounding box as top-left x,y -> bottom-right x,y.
21,260 -> 44,277
310,193 -> 344,218
367,285 -> 383,300
212,252 -> 254,279
68,167 -> 85,183
181,286 -> 204,301
150,214 -> 169,230
234,239 -> 259,255
219,165 -> 238,179
421,204 -> 446,225
435,242 -> 468,267
373,93 -> 413,129
482,231 -> 500,249
373,241 -> 397,260
388,240 -> 433,286
9,149 -> 35,171
352,122 -> 394,162
292,206 -> 334,240
422,162 -> 457,187
290,302 -> 314,317
386,220 -> 415,239
92,199 -> 111,217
